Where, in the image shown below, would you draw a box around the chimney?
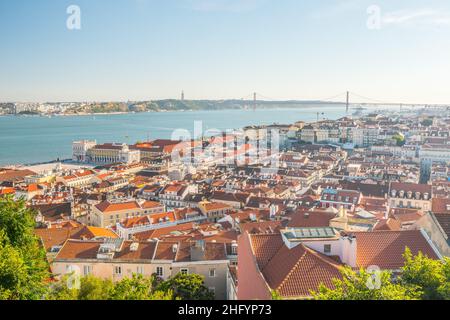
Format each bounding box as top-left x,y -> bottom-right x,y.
339,234 -> 357,268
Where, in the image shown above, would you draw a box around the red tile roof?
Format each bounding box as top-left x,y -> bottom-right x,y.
373,218 -> 402,231
0,169 -> 36,182
433,213 -> 450,238
389,182 -> 432,195
249,233 -> 342,298
432,198 -> 450,214
354,230 -> 439,269
287,209 -> 336,228
95,200 -> 140,213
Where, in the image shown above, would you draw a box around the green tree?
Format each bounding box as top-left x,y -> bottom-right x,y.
0,196 -> 49,300
109,274 -> 173,300
421,119 -> 433,127
392,133 -> 406,146
270,290 -> 282,300
156,273 -> 214,300
312,266 -> 420,300
79,276 -> 114,300
48,273 -> 174,300
46,274 -> 79,300
400,248 -> 450,300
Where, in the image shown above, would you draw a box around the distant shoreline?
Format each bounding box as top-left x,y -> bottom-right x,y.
0,103 -> 355,118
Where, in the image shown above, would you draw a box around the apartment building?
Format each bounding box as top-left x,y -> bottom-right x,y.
51,239 -> 230,299
90,199 -> 165,227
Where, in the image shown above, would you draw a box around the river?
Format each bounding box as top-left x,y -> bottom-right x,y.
0,105 -> 383,165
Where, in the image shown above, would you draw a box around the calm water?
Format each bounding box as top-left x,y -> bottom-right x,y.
0,105 -> 370,165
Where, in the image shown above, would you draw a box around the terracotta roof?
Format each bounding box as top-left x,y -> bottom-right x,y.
0,187 -> 15,195
354,230 -> 440,269
95,200 -> 139,213
31,202 -> 72,222
249,234 -> 285,270
390,208 -> 424,223
204,230 -> 239,243
433,213 -> 450,238
84,226 -> 118,239
153,241 -> 177,260
0,169 -> 36,182
54,238 -> 226,263
55,240 -> 100,260
202,202 -> 232,211
432,198 -> 450,214
35,226 -> 84,251
163,184 -> 184,193
240,221 -> 287,234
389,182 -> 432,195
249,233 -> 342,298
113,241 -> 156,261
211,191 -> 250,204
373,218 -> 402,231
287,210 -> 336,228
174,241 -> 227,262
133,222 -> 197,240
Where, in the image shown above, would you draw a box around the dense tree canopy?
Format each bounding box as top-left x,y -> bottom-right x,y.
155,273 -> 214,300
313,248 -> 449,301
421,119 -> 433,127
400,248 -> 450,300
312,267 -> 420,300
0,196 -> 49,300
47,273 -> 214,300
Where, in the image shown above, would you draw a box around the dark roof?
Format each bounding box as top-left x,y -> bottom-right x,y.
30,202 -> 72,222
433,213 -> 450,238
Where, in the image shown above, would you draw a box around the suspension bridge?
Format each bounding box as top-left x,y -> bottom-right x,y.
237,91 -> 447,113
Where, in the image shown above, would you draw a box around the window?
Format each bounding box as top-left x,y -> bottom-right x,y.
209,268 -> 216,278
156,266 -> 164,277
136,266 -> 144,275
83,265 -> 92,276
114,266 -> 122,275
324,244 -> 332,254
209,287 -> 216,297
180,268 -> 189,275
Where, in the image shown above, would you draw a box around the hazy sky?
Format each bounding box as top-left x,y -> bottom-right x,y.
1,0 -> 450,104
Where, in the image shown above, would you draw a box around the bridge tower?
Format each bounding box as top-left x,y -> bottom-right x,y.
346,91 -> 350,113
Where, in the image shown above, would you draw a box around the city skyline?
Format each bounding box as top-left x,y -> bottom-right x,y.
1,0 -> 450,104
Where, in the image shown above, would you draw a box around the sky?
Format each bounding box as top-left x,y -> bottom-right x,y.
1,0 -> 450,104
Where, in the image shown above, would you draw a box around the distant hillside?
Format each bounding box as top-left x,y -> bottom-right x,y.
65,99 -> 344,114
